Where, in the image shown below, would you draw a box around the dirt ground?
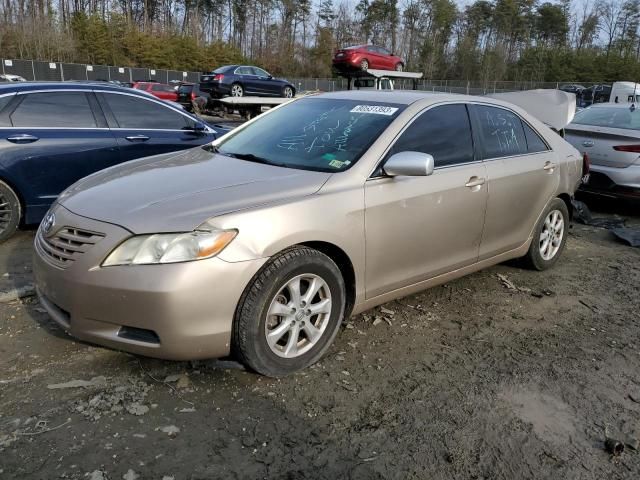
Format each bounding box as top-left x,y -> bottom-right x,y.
1,195 -> 639,480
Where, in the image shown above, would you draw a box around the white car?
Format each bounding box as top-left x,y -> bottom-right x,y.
0,74 -> 27,82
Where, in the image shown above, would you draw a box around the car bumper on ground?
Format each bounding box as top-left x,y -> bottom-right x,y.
33,205 -> 267,360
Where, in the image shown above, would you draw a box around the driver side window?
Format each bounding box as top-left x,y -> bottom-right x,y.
388,104 -> 475,168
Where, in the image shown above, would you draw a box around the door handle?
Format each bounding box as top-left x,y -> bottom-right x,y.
125,135 -> 150,142
465,177 -> 486,188
543,162 -> 557,171
582,140 -> 594,147
7,134 -> 39,144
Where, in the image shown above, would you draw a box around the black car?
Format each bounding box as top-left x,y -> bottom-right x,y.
559,84 -> 586,94
177,83 -> 211,112
0,82 -> 229,242
200,65 -> 295,99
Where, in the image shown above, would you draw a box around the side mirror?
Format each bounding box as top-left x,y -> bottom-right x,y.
267,75 -> 273,80
384,151 -> 434,177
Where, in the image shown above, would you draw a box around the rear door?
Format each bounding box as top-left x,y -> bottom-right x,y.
97,91 -> 215,162
376,46 -> 394,69
0,90 -> 119,218
235,66 -> 259,95
470,104 -> 559,259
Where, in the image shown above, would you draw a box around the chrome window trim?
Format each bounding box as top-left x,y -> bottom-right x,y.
367,100 -> 478,179
1,89 -> 215,134
468,101 -> 552,158
96,90 -> 216,134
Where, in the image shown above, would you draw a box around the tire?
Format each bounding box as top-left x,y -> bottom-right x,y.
233,246 -> 346,377
282,86 -> 294,98
522,198 -> 569,271
395,63 -> 404,72
0,180 -> 21,244
360,59 -> 369,70
230,83 -> 244,97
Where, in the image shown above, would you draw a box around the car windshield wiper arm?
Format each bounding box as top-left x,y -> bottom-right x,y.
220,151 -> 282,166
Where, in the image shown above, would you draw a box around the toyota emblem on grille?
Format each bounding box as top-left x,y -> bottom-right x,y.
42,212 -> 56,235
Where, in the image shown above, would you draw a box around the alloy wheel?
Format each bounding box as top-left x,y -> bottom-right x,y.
283,87 -> 294,98
231,84 -> 243,97
264,274 -> 332,358
539,209 -> 564,261
0,191 -> 12,234
360,59 -> 369,70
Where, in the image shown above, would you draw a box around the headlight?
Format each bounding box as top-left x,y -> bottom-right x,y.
102,229 -> 237,266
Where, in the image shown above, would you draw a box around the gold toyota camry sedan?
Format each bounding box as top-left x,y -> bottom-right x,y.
34,91 -> 584,376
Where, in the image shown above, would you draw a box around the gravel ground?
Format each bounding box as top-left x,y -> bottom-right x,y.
0,197 -> 639,479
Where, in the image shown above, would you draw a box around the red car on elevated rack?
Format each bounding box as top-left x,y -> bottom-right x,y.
332,45 -> 404,72
133,81 -> 178,101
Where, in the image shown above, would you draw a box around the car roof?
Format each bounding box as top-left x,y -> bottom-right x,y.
0,81 -> 143,94
583,103 -> 637,109
316,90 -> 494,106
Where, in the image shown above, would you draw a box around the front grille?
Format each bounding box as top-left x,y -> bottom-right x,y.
36,226 -> 104,269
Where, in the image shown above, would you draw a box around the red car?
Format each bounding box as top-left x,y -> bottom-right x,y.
132,82 -> 178,101
332,45 -> 404,72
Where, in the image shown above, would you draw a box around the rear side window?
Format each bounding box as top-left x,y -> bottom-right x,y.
475,105 -> 527,158
178,85 -> 194,94
523,122 -> 549,153
134,83 -> 147,90
102,93 -> 188,130
389,104 -> 474,168
11,92 -> 97,128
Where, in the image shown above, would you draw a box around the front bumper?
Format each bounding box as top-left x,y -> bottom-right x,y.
33,205 -> 267,360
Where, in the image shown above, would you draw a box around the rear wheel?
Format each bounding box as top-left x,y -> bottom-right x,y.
360,59 -> 369,71
0,180 -> 21,244
395,63 -> 404,72
522,198 -> 569,270
230,83 -> 244,97
233,246 -> 346,377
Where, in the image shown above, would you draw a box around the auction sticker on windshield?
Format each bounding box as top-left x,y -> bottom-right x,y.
350,105 -> 399,115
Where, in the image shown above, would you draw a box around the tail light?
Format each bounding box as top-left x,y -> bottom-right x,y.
582,152 -> 590,175
213,74 -> 224,81
191,92 -> 196,100
613,144 -> 640,153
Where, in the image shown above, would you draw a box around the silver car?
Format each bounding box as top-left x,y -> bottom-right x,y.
34,91 -> 583,376
565,103 -> 640,199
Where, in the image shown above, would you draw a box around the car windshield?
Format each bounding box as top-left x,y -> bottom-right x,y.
572,107 -> 640,130
216,97 -> 405,172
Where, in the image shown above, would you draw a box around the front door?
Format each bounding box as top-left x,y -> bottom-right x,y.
97,91 -> 214,161
365,104 -> 488,298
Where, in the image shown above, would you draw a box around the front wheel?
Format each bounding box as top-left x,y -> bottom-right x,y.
522,198 -> 569,270
395,63 -> 404,72
0,180 -> 21,244
360,59 -> 369,71
282,86 -> 294,98
232,246 -> 346,377
230,83 -> 244,97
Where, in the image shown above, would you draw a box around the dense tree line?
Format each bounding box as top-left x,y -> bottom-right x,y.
0,0 -> 639,83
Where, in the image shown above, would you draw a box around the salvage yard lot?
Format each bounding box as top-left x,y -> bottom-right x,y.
1,200 -> 639,479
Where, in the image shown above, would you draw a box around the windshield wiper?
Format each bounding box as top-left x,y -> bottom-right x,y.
221,151 -> 284,167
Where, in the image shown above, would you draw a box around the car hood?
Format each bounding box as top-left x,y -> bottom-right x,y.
59,147 -> 332,233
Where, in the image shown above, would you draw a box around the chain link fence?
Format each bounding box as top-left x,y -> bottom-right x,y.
2,58 -> 598,94
1,58 -> 200,84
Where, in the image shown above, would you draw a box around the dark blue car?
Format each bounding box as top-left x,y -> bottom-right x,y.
0,82 -> 227,242
200,65 -> 296,99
